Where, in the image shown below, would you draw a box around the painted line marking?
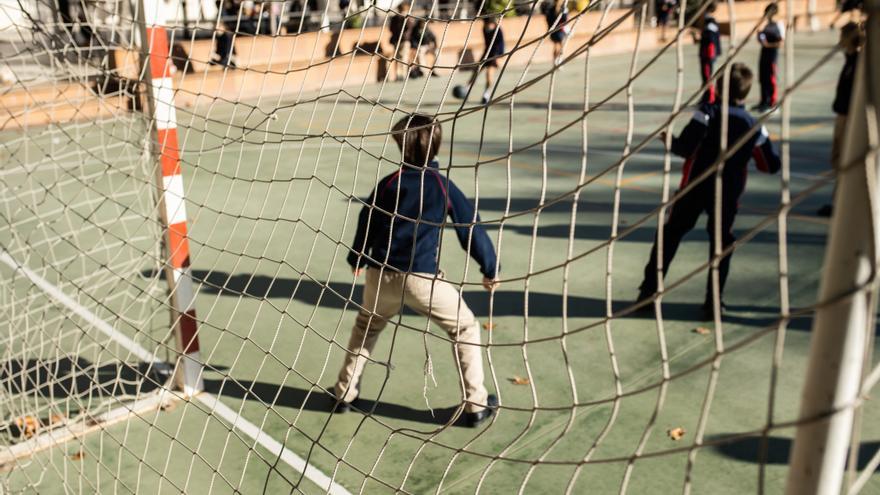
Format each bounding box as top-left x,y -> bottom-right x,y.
0,250 -> 348,494
194,393 -> 352,495
0,250 -> 164,365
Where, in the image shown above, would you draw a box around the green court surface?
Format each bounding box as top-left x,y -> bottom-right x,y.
1,28 -> 878,494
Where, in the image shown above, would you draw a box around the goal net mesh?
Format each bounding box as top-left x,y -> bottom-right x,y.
0,0 -> 877,492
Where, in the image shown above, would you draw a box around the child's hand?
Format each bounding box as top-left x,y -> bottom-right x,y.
482,277 -> 499,291
353,267 -> 364,277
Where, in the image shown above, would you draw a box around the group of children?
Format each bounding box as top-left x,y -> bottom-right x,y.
328,2 -> 866,425
389,1 -> 570,103
694,2 -> 784,111
387,1 -> 440,81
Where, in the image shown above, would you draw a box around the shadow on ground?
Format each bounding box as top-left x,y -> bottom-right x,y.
143,269 -> 813,330
713,434 -> 880,470
0,358 -> 170,399
204,378 -> 466,427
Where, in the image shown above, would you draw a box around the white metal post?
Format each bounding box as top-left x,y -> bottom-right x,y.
786,2 -> 880,493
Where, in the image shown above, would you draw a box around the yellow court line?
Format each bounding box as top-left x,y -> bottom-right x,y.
619,170 -> 660,186
770,121 -> 829,141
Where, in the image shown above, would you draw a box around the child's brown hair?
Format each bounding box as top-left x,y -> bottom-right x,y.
718,62 -> 753,102
392,114 -> 442,166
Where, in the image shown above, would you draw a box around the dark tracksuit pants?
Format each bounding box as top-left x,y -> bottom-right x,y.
640,184 -> 737,300
215,33 -> 235,66
700,58 -> 715,104
759,50 -> 778,107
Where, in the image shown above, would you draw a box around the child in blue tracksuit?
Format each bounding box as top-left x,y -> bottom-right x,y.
699,2 -> 722,104
638,63 -> 781,319
335,114 -> 499,427
454,16 -> 506,104
755,4 -> 785,111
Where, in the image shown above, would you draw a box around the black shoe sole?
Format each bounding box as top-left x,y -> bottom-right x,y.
464,394 -> 498,427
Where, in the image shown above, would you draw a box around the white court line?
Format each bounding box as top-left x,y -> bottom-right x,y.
0,251 -> 163,365
194,393 -> 351,495
0,249 -> 350,495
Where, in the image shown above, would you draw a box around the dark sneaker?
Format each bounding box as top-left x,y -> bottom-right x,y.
330,385 -> 358,414
465,394 -> 498,427
332,400 -> 352,414
701,300 -> 727,321
817,204 -> 833,217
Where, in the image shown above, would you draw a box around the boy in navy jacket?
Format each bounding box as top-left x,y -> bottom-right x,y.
335,114 -> 499,427
699,2 -> 722,104
755,4 -> 784,111
638,63 -> 781,319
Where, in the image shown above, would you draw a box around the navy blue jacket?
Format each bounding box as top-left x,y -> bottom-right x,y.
758,21 -> 784,62
671,103 -> 781,199
347,161 -> 498,278
700,16 -> 721,63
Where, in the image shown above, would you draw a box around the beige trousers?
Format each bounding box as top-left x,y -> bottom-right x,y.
334,268 -> 490,413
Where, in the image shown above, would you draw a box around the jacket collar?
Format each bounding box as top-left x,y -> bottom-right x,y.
401,159 -> 440,171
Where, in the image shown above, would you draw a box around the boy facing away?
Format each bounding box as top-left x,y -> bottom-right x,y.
637,63 -> 781,320
699,2 -> 721,104
335,114 -> 500,427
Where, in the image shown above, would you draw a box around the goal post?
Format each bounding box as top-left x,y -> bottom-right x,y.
786,1 -> 880,492
135,0 -> 204,397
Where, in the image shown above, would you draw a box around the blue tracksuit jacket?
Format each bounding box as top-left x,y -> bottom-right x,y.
672,102 -> 781,198
347,160 -> 498,278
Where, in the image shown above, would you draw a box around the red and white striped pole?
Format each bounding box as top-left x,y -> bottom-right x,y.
139,1 -> 204,396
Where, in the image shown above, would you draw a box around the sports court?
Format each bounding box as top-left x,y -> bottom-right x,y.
0,0 -> 878,493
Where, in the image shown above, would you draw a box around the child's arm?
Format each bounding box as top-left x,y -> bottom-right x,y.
669,107 -> 712,158
447,181 -> 499,280
752,125 -> 782,174
346,190 -> 377,272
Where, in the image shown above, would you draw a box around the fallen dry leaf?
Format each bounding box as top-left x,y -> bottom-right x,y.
14,416 -> 39,438
69,451 -> 85,461
482,322 -> 495,331
667,427 -> 686,441
693,327 -> 711,335
508,376 -> 530,385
